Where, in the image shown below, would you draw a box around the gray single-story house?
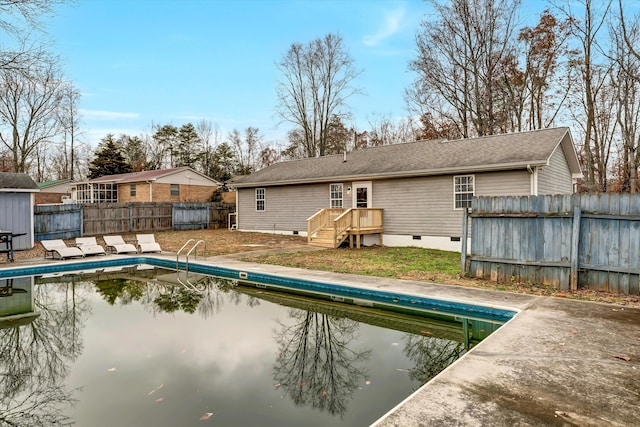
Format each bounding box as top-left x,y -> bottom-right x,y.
0,172 -> 39,251
231,127 -> 583,252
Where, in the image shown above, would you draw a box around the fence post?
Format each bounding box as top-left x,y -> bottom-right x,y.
461,207 -> 469,275
129,203 -> 133,232
570,204 -> 581,291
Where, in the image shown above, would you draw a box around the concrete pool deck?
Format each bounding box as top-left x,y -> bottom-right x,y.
2,253 -> 639,426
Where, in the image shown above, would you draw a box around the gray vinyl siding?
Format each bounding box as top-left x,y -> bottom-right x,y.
374,176 -> 460,236
373,171 -> 532,237
237,170 -> 537,238
237,182 -> 350,232
538,146 -> 573,194
475,170 -> 531,196
0,193 -> 34,250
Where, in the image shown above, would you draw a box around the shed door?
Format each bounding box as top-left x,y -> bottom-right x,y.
352,181 -> 372,208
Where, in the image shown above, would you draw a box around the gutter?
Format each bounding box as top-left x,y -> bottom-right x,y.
0,188 -> 40,193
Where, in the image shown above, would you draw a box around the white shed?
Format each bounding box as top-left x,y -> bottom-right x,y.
0,173 -> 39,252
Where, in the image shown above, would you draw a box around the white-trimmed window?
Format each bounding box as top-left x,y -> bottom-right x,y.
256,188 -> 265,211
170,184 -> 180,197
76,183 -> 118,203
130,184 -> 136,197
454,175 -> 474,209
330,183 -> 343,208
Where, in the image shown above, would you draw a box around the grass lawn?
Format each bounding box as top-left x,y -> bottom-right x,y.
245,245 -> 640,307
6,229 -> 639,307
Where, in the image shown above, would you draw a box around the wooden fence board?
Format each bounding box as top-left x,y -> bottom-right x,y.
34,204 -> 82,240
31,202 -> 235,238
208,202 -> 235,228
131,203 -> 172,231
468,194 -> 640,295
172,203 -> 209,230
82,203 -> 129,235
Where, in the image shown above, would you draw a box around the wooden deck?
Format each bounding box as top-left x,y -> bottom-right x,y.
307,208 -> 383,248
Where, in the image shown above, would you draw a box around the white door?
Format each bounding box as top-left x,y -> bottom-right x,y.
352,181 -> 372,208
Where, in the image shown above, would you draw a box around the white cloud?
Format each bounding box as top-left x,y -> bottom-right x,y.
363,7 -> 405,47
79,109 -> 140,120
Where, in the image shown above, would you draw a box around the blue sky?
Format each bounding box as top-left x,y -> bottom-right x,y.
49,0 -> 433,146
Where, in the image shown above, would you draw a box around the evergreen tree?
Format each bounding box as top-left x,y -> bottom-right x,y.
176,123 -> 203,168
87,134 -> 132,179
118,134 -> 152,172
152,124 -> 179,168
210,142 -> 237,182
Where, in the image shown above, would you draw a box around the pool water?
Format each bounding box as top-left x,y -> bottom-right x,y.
1,266 -> 501,426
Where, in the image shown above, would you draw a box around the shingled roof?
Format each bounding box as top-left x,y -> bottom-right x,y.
88,166 -> 218,184
232,127 -> 582,187
0,173 -> 40,192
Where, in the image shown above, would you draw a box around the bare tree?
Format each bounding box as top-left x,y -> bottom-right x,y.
611,3 -> 640,192
408,0 -> 521,138
196,119 -> 222,176
557,0 -> 613,191
56,82 -> 83,180
275,33 -> 362,157
0,57 -> 64,173
366,113 -> 419,146
228,127 -> 262,175
0,0 -> 66,72
515,10 -> 572,131
619,0 -> 640,72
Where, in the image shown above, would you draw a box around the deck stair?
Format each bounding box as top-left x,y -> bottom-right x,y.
307,208 -> 383,249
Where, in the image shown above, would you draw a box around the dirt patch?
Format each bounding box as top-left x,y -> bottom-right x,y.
2,229 -> 308,262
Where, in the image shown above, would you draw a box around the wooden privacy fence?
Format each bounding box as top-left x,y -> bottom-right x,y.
462,194 -> 640,295
34,204 -> 82,240
83,203 -> 174,235
208,202 -> 235,229
34,202 -> 235,239
173,203 -> 208,230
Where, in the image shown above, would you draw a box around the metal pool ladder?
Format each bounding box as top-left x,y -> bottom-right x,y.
176,239 -> 206,274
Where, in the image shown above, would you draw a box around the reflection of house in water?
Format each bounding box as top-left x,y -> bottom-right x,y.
0,276 -> 40,327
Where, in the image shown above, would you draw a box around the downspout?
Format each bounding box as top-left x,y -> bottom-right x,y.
235,189 -> 239,229
146,180 -> 153,202
527,164 -> 538,196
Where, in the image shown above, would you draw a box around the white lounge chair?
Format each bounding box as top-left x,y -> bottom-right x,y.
136,234 -> 162,253
41,239 -> 85,259
75,237 -> 107,256
103,235 -> 138,254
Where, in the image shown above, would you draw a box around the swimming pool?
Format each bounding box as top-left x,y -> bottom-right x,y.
0,258 -> 515,426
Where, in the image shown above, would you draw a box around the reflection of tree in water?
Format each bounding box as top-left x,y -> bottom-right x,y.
93,278 -> 144,305
402,334 -> 466,385
0,282 -> 91,426
92,275 -> 259,318
273,310 -> 371,418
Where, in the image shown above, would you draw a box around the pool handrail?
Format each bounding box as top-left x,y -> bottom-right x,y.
176,239 -> 195,271
176,239 -> 206,274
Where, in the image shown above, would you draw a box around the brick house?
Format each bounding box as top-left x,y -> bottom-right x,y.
71,167 -> 220,203
36,179 -> 73,204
